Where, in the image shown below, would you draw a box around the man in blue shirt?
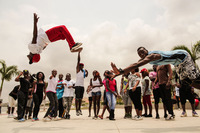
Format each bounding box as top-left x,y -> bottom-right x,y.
111,47 -> 200,89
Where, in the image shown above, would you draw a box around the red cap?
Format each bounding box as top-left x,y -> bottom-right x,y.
32,54 -> 40,63
140,68 -> 148,73
79,63 -> 84,66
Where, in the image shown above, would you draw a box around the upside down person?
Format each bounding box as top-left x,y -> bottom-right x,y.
27,13 -> 83,64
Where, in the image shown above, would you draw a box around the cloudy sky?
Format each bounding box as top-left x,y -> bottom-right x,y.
1,0 -> 200,101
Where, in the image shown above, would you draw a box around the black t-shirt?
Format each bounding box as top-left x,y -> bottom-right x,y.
19,78 -> 30,93
9,85 -> 20,100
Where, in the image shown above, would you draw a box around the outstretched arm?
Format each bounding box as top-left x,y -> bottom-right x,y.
76,51 -> 81,73
111,53 -> 161,78
32,13 -> 39,44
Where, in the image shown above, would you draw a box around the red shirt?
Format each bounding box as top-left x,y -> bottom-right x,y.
103,79 -> 116,92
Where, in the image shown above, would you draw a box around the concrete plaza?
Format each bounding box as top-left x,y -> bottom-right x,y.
0,108 -> 200,133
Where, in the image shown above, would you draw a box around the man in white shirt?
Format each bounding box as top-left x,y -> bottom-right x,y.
27,13 -> 83,64
62,73 -> 75,119
75,51 -> 88,116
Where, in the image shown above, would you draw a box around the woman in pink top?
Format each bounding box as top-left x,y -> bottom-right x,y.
103,70 -> 120,120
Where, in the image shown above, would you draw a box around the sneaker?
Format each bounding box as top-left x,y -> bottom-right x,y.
180,111 -> 187,117
156,114 -> 160,119
58,117 -> 62,120
127,114 -> 132,118
93,116 -> 97,120
146,114 -> 152,117
67,115 -> 70,119
79,110 -> 83,115
43,117 -> 51,122
8,114 -> 12,118
18,118 -> 25,122
98,115 -> 103,119
165,114 -> 174,120
132,115 -> 138,120
32,118 -> 36,122
164,114 -> 168,118
142,114 -> 147,117
35,118 -> 39,121
192,111 -> 199,117
76,111 -> 79,116
136,116 -> 143,121
124,114 -> 128,119
52,117 -> 59,121
70,43 -> 82,51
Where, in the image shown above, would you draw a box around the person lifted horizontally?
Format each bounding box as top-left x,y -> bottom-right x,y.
27,13 -> 83,64
111,47 -> 200,90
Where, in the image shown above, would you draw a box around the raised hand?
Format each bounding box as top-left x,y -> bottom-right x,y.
111,62 -> 120,79
33,13 -> 39,23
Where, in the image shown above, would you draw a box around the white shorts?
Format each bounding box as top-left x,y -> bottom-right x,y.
8,96 -> 16,107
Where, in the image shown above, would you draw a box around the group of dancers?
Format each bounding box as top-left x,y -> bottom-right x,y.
7,12 -> 200,122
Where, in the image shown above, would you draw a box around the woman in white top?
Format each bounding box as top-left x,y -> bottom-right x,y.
140,68 -> 152,117
62,73 -> 75,119
90,70 -> 103,119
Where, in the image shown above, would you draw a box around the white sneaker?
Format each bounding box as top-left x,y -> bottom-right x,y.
43,117 -> 51,122
136,116 -> 143,121
52,117 -> 59,121
165,114 -> 175,120
132,115 -> 138,120
192,111 -> 199,117
180,112 -> 187,117
58,117 -> 62,120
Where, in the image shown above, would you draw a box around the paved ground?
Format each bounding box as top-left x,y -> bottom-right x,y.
0,108 -> 200,133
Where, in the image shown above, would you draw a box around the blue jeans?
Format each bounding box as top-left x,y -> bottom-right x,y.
106,91 -> 116,110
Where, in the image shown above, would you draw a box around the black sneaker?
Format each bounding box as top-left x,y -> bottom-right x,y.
142,114 -> 147,117
70,43 -> 82,51
67,115 -> 70,119
156,114 -> 160,119
146,114 -> 152,117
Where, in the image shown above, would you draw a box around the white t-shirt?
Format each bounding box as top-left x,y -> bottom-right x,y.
128,74 -> 140,89
28,28 -> 51,54
62,80 -> 75,97
75,70 -> 84,87
175,87 -> 180,97
46,76 -> 58,93
91,78 -> 101,93
141,76 -> 151,96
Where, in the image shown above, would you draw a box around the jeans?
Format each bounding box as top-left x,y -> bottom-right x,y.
44,92 -> 58,118
106,91 -> 116,110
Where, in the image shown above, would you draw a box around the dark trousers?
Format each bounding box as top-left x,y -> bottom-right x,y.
33,93 -> 43,118
159,84 -> 173,115
129,87 -> 142,110
17,91 -> 28,119
58,98 -> 64,117
44,92 -> 58,118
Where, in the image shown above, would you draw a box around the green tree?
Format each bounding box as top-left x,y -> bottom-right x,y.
0,60 -> 18,97
172,41 -> 200,64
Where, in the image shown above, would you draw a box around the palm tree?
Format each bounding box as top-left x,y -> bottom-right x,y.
0,60 -> 18,97
172,41 -> 200,64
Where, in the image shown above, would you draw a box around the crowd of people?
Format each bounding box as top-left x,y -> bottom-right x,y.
7,50 -> 200,122
5,13 -> 200,122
